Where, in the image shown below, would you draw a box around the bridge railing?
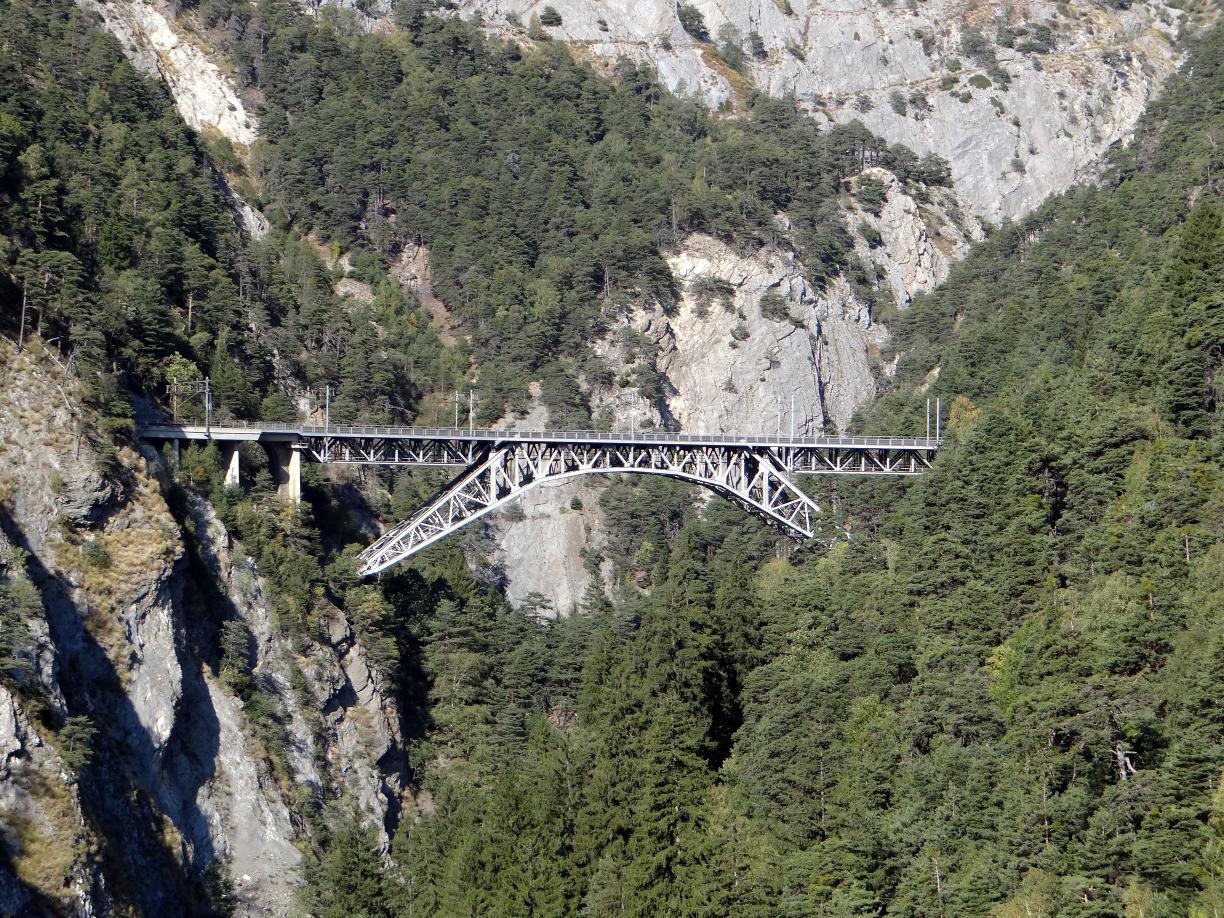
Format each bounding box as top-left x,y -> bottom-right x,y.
138,420 -> 940,450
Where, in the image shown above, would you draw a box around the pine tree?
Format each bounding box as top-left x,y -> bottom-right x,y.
303,818 -> 392,918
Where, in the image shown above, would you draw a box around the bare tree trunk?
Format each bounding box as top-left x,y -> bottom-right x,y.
1115,742 -> 1138,781
17,287 -> 27,349
931,856 -> 945,918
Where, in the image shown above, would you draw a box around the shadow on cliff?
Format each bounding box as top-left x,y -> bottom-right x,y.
0,842 -> 61,918
0,506 -> 222,915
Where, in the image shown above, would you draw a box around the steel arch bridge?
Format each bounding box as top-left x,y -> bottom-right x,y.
137,423 -> 940,577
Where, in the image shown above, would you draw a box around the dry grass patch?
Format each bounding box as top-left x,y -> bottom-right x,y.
2,769 -> 80,900
58,448 -> 182,658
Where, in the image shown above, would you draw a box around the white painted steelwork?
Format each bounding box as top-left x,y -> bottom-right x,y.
137,422 -> 940,576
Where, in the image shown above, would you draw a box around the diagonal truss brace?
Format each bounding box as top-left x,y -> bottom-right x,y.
358,441 -> 821,576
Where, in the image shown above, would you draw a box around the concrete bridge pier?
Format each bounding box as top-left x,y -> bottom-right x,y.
222,443 -> 241,489
266,443 -> 302,504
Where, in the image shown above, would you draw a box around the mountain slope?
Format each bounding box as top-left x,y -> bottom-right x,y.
303,20 -> 1224,916
341,0 -> 1196,221
1,0 -> 1221,915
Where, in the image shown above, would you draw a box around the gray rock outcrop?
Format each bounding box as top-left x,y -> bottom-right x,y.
0,682 -> 103,916
0,343 -> 408,912
849,168 -> 981,307
455,0 -> 1189,221
497,479 -> 603,615
660,233 -> 883,434
488,174 -> 974,607
77,0 -> 257,146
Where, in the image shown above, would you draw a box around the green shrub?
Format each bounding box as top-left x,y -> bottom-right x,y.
759,292 -> 792,323
677,5 -> 708,41
82,539 -> 111,570
855,174 -> 888,215
690,275 -> 736,314
1019,24 -> 1054,54
717,24 -> 747,71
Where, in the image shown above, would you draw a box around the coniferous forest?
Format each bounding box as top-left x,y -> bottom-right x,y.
1,0 -> 1223,915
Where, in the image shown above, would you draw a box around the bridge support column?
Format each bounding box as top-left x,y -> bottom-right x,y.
267,444 -> 302,504
222,444 -> 241,489
287,446 -> 301,504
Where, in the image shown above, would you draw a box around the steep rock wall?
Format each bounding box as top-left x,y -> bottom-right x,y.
0,344 -> 405,913
0,345 -> 194,911
660,234 -> 880,434
77,0 -> 257,146
496,479 -> 602,615
849,168 -> 980,307
454,0 -> 1187,221
0,672 -> 104,915
491,176 -> 969,608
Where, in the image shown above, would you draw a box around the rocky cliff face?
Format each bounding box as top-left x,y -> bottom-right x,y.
0,344 -> 407,913
76,0 -> 269,237
78,0 -> 257,147
590,172 -> 964,437
495,479 -> 603,614
662,234 -> 880,434
491,171 -> 967,608
849,167 -> 980,307
113,0 -> 1197,226
0,668 -> 104,916
454,0 -> 1189,222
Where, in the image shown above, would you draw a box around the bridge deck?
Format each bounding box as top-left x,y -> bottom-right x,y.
137,420 -> 941,573
137,421 -> 940,452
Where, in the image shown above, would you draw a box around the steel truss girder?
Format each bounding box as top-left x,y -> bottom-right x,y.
776,445 -> 935,475
305,436 -> 481,467
303,436 -> 935,476
357,441 -> 821,576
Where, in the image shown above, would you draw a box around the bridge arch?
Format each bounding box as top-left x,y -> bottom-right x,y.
357,440 -> 820,576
